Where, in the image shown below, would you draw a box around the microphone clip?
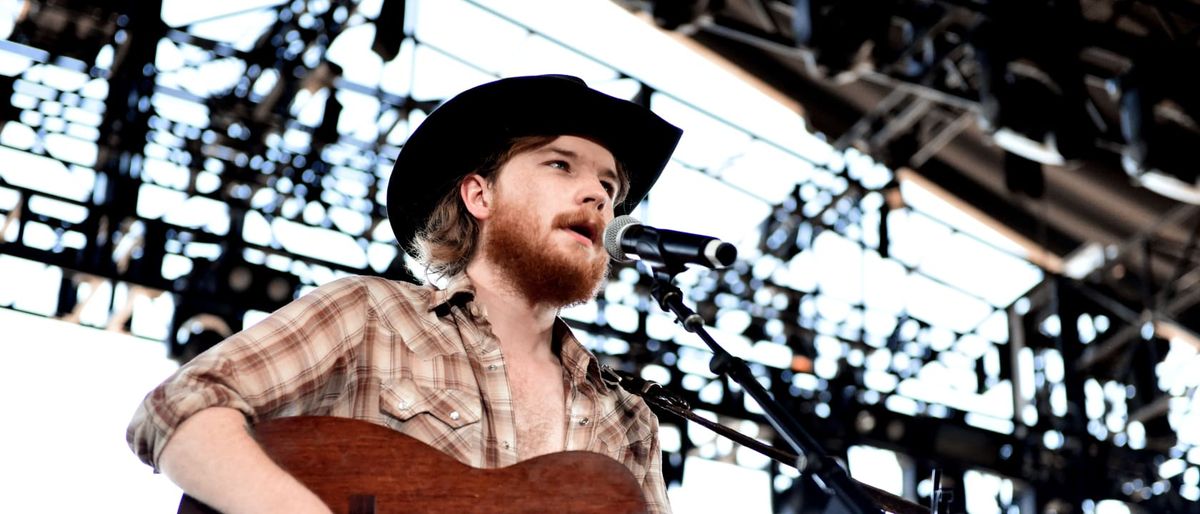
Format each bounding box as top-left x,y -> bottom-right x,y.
600,365 -> 690,412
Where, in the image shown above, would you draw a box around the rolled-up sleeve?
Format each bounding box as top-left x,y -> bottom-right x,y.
126,276 -> 373,470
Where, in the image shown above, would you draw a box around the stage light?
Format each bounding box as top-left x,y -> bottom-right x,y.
1003,150 -> 1045,199
970,3 -> 1095,167
370,0 -> 405,61
792,0 -> 892,76
650,0 -> 706,31
5,0 -> 118,67
975,58 -> 1068,166
1116,64 -> 1200,204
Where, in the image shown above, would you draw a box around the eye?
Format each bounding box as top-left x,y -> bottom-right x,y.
548,160 -> 570,171
601,181 -> 616,197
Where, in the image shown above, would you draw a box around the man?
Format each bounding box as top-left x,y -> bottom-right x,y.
127,75 -> 683,514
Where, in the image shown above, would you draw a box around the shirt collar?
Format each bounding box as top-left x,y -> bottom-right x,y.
554,319 -> 608,392
425,273 -> 477,316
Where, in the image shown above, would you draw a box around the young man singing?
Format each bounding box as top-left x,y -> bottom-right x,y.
127,75 -> 683,513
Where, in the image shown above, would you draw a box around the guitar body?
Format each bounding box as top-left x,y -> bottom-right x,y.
177,416 -> 647,514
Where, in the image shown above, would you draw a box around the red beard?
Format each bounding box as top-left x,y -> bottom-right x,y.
482,196 -> 610,307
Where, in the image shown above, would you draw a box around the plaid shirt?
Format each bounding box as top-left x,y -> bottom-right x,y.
127,274 -> 670,513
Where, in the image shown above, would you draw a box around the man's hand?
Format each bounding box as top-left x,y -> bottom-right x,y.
159,407 -> 333,514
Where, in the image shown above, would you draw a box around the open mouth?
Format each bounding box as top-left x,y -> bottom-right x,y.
563,222 -> 597,245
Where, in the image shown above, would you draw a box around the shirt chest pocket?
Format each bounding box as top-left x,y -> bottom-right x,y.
379,378 -> 483,465
380,378 -> 482,429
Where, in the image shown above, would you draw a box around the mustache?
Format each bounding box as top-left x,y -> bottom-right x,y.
552,210 -> 604,245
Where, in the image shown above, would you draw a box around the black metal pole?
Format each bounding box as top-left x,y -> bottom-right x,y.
645,265 -> 881,514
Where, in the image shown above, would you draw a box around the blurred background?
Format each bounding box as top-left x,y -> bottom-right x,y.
0,0 -> 1198,512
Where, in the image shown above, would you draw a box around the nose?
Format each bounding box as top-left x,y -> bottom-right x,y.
579,180 -> 608,212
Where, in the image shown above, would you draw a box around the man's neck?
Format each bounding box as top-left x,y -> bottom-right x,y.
464,261 -> 559,363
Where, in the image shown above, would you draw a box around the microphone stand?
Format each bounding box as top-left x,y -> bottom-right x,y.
602,366 -> 929,514
641,262 -> 882,514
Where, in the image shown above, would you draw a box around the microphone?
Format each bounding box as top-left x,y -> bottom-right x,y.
603,215 -> 737,269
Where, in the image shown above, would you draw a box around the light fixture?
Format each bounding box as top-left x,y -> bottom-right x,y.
370,0 -> 406,61
995,128 -> 1065,167
1128,168 -> 1200,205
1117,66 -> 1200,205
5,0 -> 118,67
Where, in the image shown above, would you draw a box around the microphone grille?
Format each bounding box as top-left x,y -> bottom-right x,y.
603,215 -> 641,262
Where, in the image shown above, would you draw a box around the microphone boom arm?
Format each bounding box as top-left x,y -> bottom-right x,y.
642,264 -> 884,514
601,366 -> 930,514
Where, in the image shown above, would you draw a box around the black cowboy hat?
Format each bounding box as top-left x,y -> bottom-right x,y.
386,74 -> 683,254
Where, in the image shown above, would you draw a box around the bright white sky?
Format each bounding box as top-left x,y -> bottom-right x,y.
0,308 -> 183,513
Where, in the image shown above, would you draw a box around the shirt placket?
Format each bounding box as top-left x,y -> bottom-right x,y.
463,303 -> 521,468
564,379 -> 599,452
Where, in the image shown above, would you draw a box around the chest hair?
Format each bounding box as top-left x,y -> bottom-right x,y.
506,357 -> 567,458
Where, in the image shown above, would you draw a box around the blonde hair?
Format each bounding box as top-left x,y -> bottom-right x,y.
410,135 -> 630,281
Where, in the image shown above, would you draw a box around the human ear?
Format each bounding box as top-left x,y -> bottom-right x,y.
460,174 -> 493,220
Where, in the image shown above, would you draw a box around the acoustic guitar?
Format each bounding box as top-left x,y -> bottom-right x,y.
177,416 -> 648,514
